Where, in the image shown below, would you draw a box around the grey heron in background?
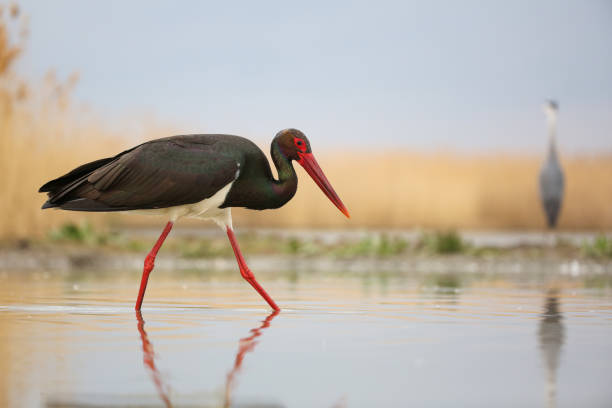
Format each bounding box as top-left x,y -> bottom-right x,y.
539,100 -> 564,228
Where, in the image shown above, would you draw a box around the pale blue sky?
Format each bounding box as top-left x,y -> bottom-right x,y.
17,0 -> 612,152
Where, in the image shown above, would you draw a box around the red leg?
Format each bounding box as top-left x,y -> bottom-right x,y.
226,227 -> 280,311
135,221 -> 173,310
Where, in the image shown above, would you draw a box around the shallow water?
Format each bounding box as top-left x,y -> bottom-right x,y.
1,269 -> 611,407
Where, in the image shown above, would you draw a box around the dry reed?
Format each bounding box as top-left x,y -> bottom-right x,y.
231,151 -> 612,230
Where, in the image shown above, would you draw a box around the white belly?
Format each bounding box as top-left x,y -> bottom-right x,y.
124,180 -> 235,229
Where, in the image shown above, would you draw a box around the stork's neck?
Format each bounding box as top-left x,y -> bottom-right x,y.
268,140 -> 298,208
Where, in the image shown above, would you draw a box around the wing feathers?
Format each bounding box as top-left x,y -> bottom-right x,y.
42,137 -> 241,211
38,157 -> 115,193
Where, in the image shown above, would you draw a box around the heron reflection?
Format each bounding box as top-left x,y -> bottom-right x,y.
538,289 -> 565,408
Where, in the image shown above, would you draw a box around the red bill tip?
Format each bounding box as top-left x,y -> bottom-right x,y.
297,152 -> 350,219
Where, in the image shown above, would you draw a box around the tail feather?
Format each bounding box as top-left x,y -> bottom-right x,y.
40,157 -> 115,209
56,198 -> 131,212
39,157 -> 114,193
41,200 -> 58,209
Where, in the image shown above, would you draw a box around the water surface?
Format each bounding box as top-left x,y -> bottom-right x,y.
1,269 -> 611,407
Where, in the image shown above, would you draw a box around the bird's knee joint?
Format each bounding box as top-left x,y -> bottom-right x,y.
144,255 -> 155,270
241,268 -> 254,280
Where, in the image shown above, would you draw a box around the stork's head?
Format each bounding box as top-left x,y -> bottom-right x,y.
274,128 -> 350,218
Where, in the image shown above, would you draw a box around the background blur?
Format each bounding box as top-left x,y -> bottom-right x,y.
1,1 -> 611,240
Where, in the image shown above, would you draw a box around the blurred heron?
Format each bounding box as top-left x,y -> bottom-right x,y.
538,289 -> 565,408
539,100 -> 564,228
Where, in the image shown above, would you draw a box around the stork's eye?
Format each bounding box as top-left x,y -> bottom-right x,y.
294,138 -> 307,151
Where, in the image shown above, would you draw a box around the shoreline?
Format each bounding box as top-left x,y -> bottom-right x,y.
1,246 -> 610,277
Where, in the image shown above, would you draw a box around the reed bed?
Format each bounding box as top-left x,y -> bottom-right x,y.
1,5 -> 611,240
232,151 -> 612,231
3,131 -> 611,240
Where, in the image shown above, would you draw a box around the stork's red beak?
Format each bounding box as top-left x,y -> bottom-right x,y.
297,152 -> 350,218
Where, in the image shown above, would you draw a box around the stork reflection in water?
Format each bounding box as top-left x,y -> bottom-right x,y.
224,311 -> 280,408
135,311 -> 280,408
136,311 -> 172,408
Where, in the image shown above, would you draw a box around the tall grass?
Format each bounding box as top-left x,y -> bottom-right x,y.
235,150 -> 612,230
0,5 -> 179,240
0,6 -> 116,239
0,5 -> 611,240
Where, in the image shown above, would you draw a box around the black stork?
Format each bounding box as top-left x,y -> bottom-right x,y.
39,129 -> 349,311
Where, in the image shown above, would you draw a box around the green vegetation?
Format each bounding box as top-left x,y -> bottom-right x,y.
179,238 -> 233,258
582,235 -> 612,259
427,273 -> 462,290
333,235 -> 408,257
48,221 -> 145,250
285,237 -> 302,254
583,274 -> 612,290
48,221 -> 103,245
41,223 -> 611,263
418,230 -> 466,254
376,234 -> 409,256
282,238 -> 325,256
468,246 -> 502,258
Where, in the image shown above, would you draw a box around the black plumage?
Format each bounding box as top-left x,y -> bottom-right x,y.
40,133 -> 300,212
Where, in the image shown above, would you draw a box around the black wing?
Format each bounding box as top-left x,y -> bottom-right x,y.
40,137 -> 240,212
